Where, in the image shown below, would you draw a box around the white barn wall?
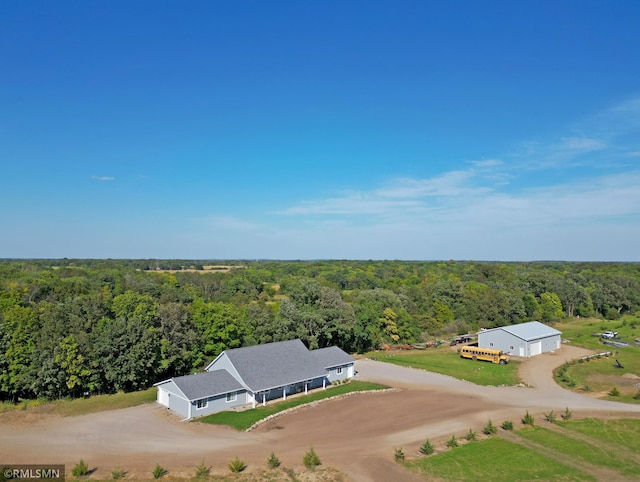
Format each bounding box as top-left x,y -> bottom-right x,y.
478,329 -> 525,356
478,325 -> 561,357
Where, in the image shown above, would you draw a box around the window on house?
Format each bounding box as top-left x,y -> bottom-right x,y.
336,367 -> 343,375
226,391 -> 237,403
489,342 -> 494,347
510,346 -> 514,350
196,398 -> 207,409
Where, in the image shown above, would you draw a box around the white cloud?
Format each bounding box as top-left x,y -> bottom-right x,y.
91,176 -> 115,181
192,96 -> 640,260
556,136 -> 606,153
468,159 -> 503,168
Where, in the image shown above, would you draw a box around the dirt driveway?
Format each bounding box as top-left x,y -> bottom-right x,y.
1,345 -> 639,481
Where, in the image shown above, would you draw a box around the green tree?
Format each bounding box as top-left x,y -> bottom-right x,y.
157,302 -> 198,376
539,292 -> 563,322
54,334 -> 91,396
191,299 -> 247,362
278,279 -> 355,349
96,316 -> 159,392
522,293 -> 540,319
1,305 -> 38,400
379,308 -> 400,343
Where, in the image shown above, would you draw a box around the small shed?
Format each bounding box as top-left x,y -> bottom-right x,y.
478,321 -> 561,357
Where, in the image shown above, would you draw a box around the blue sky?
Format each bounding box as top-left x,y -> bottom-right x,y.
2,1 -> 640,260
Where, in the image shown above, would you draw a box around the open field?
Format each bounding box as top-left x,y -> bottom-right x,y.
405,436 -> 594,481
0,388 -> 157,416
364,346 -> 522,386
517,423 -> 640,477
554,316 -> 640,402
149,265 -> 246,273
405,416 -> 640,481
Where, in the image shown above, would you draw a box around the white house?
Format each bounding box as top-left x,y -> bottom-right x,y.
478,321 -> 562,357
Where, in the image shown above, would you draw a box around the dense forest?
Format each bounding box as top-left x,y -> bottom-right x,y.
1,259 -> 639,402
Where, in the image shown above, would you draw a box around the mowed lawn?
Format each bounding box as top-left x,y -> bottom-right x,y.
518,423 -> 640,477
198,380 -> 389,430
369,347 -> 521,386
406,418 -> 640,481
405,437 -> 594,481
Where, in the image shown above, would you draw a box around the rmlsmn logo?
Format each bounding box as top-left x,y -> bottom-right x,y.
1,465 -> 65,481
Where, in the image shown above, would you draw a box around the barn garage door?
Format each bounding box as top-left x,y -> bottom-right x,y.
530,341 -> 542,356
158,388 -> 169,407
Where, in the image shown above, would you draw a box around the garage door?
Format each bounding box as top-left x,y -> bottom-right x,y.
530,341 -> 542,356
158,388 -> 169,406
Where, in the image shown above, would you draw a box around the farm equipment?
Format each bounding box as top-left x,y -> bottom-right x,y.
614,359 -> 624,369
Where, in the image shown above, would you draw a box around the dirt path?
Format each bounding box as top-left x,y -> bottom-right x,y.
1,345 -> 639,481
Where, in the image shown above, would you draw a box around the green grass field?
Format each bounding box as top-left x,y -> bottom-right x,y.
554,316 -> 640,402
406,418 -> 640,481
405,436 -> 594,481
557,418 -> 640,453
198,380 -> 388,430
518,424 -> 640,477
0,388 -> 157,416
369,347 -> 521,386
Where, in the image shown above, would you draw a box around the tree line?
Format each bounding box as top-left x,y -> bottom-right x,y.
1,259 -> 639,402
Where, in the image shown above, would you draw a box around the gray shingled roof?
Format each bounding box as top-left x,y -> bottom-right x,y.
172,369 -> 244,401
310,346 -> 355,369
223,339 -> 328,392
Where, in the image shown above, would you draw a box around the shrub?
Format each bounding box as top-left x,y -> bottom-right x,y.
110,467 -> 126,480
446,435 -> 458,448
561,407 -> 573,420
501,420 -> 514,431
267,452 -> 281,469
194,460 -> 210,479
228,457 -> 247,473
609,387 -> 620,397
483,419 -> 498,435
634,390 -> 640,400
522,410 -> 535,426
152,463 -> 167,479
303,448 -> 321,470
582,385 -> 592,392
419,439 -> 434,456
393,447 -> 405,463
543,410 -> 556,423
71,460 -> 89,477
465,429 -> 478,441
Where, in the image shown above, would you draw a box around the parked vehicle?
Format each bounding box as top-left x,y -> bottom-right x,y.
460,346 -> 509,364
602,331 -> 618,339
